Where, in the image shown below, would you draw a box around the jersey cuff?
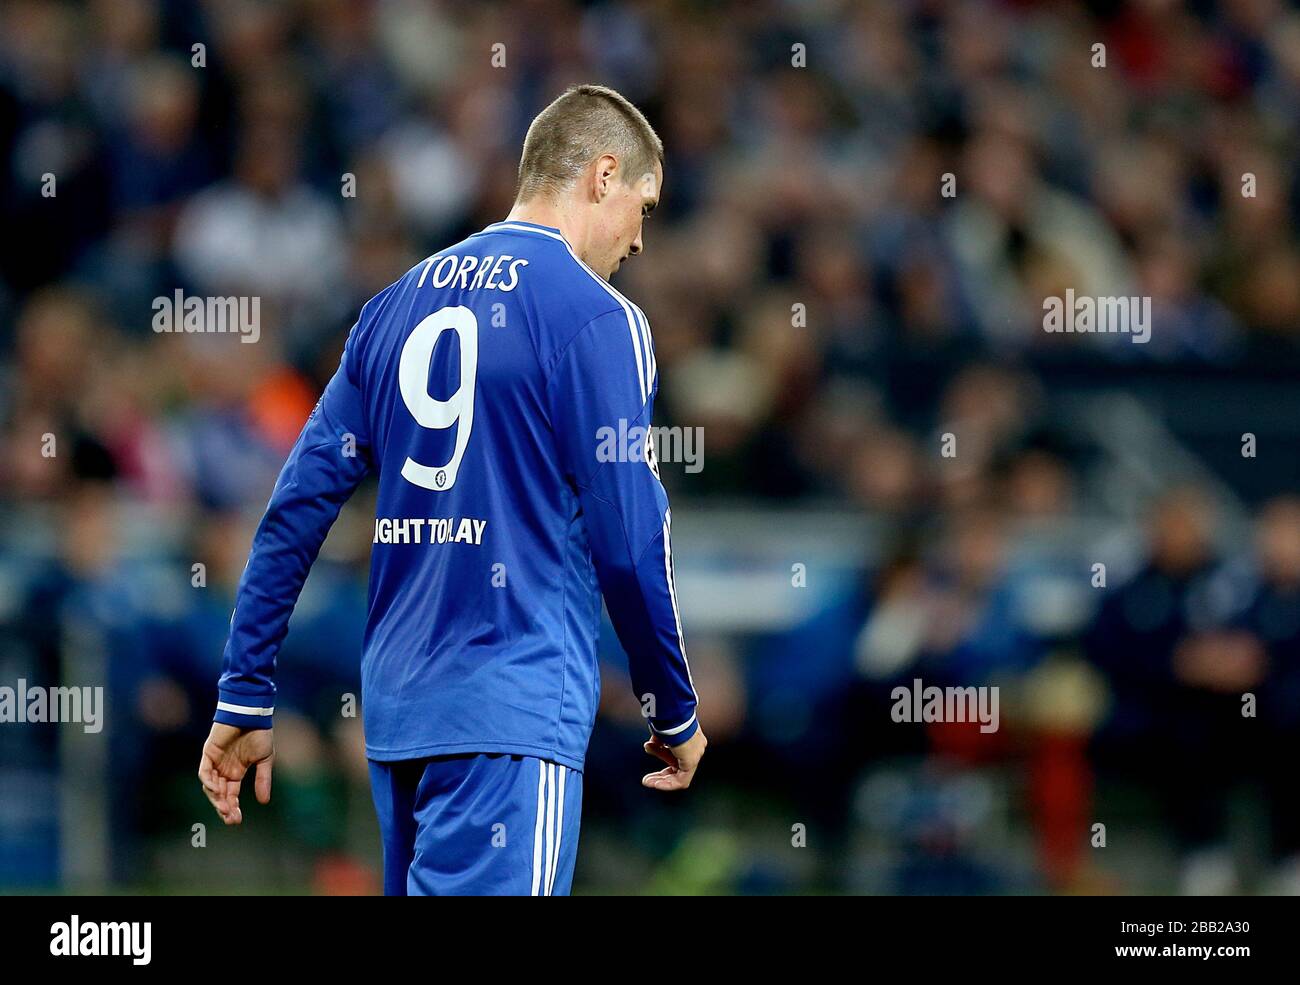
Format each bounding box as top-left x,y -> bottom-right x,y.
650,711 -> 698,746
214,689 -> 275,730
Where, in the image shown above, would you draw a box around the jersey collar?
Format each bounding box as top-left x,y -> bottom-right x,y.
483,220 -> 572,247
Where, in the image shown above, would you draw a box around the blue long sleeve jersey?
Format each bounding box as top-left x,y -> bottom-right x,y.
213,221 -> 698,770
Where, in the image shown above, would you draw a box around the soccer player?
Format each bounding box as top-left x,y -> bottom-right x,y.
198,84 -> 705,895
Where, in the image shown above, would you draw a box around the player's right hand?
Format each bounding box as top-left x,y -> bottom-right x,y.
198,722 -> 274,825
641,728 -> 706,791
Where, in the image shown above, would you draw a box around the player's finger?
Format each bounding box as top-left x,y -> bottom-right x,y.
197,755 -> 223,796
659,771 -> 693,790
650,757 -> 698,789
642,738 -> 677,768
641,767 -> 672,787
201,782 -> 230,820
224,777 -> 242,824
254,755 -> 273,804
641,764 -> 688,790
643,773 -> 687,791
198,757 -> 228,811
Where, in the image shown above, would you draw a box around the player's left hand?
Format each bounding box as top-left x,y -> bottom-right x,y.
642,728 -> 706,791
198,722 -> 274,825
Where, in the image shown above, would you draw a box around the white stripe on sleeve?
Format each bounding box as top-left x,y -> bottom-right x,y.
216,701 -> 274,717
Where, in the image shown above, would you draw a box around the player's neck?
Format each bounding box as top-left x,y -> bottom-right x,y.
505,200 -> 589,260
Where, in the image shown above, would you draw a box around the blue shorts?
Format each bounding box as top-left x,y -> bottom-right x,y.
368,753 -> 582,896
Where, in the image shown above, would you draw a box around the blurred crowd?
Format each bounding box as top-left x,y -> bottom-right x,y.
2,0 -> 1300,894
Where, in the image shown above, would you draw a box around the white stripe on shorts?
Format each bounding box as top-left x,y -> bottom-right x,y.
547,765 -> 567,895
531,760 -> 546,896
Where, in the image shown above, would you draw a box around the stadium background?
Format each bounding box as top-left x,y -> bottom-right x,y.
3,0 -> 1300,895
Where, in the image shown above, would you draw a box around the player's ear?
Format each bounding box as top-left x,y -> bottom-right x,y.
593,154 -> 618,201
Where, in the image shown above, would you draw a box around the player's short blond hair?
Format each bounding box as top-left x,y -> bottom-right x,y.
516,84 -> 663,202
